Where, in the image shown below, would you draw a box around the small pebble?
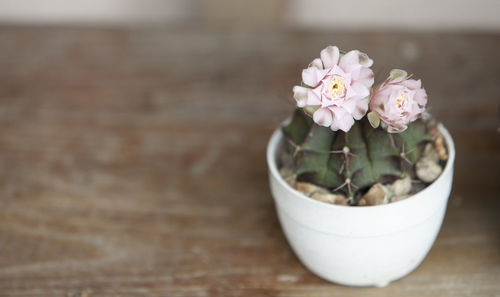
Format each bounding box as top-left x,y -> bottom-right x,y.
295,182 -> 328,195
295,182 -> 347,205
434,136 -> 448,160
361,183 -> 389,205
416,157 -> 442,183
428,121 -> 448,161
311,192 -> 347,205
387,176 -> 412,196
423,143 -> 440,163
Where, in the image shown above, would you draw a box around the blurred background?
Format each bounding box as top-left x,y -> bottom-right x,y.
0,1 -> 499,296
0,0 -> 499,30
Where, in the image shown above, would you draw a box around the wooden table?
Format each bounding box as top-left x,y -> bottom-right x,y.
0,26 -> 498,296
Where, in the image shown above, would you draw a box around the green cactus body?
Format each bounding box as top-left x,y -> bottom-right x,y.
282,109 -> 432,200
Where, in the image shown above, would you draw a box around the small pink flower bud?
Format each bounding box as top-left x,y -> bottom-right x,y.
369,70 -> 428,133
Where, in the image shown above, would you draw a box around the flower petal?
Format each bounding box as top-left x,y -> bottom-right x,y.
358,51 -> 374,67
414,89 -> 428,105
358,68 -> 375,88
330,64 -> 347,77
293,86 -> 308,107
320,46 -> 340,69
302,67 -> 329,87
343,95 -> 369,120
402,79 -> 422,90
313,108 -> 334,127
309,58 -> 324,69
307,86 -> 322,105
330,107 -> 355,132
351,82 -> 370,99
339,50 -> 360,72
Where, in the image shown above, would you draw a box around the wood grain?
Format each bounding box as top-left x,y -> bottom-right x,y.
0,26 -> 499,297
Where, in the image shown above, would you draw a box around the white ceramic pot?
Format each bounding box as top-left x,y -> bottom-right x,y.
267,122 -> 455,287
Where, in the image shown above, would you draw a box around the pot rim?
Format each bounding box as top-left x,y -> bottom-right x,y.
267,118 -> 456,211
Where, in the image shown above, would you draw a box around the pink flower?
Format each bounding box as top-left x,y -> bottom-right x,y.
368,69 -> 428,133
293,46 -> 374,132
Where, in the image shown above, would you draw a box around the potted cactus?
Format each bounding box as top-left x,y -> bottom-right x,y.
267,46 -> 455,287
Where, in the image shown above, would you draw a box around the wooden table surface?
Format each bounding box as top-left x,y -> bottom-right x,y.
0,26 -> 499,297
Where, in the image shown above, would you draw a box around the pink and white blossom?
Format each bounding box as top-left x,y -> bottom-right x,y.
368,69 -> 428,133
293,46 -> 374,132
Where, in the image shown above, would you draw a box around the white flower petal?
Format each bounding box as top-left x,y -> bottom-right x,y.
313,108 -> 334,127
351,82 -> 370,98
342,95 -> 369,120
293,86 -> 308,107
402,79 -> 422,90
359,51 -> 374,67
320,46 -> 340,69
309,58 -> 323,69
302,67 -> 329,87
330,107 -> 355,132
358,68 -> 375,88
339,50 -> 360,71
414,89 -> 428,105
307,86 -> 322,105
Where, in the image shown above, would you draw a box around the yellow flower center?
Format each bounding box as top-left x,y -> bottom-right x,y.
327,77 -> 345,99
396,92 -> 407,109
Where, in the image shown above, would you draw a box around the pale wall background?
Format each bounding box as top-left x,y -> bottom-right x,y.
0,0 -> 499,31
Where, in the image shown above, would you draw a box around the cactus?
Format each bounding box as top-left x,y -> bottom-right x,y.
282,109 -> 433,203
